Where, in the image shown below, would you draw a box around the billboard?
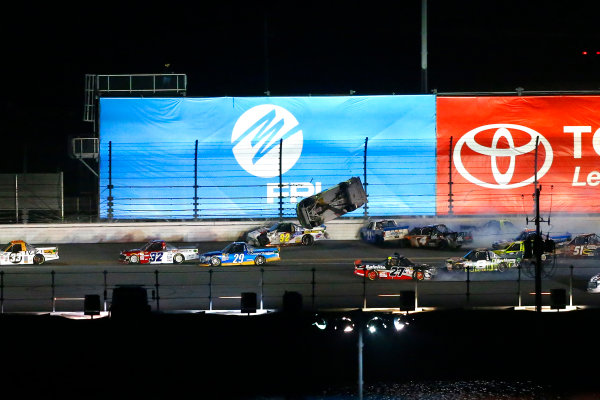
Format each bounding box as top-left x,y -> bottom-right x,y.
99,96 -> 437,219
437,96 -> 600,215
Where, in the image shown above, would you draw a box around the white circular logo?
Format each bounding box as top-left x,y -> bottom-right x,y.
454,124 -> 553,189
232,105 -> 303,178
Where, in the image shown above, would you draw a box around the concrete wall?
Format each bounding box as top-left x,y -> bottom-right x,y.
0,215 -> 597,244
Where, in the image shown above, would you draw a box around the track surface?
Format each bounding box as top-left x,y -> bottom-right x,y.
2,240 -> 600,312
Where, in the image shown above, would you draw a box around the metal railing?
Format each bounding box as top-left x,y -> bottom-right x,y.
0,264 -> 595,314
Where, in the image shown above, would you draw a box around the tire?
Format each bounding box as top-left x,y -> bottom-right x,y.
301,234 -> 314,246
33,254 -> 45,265
367,270 -> 378,280
254,255 -> 266,266
129,254 -> 139,264
210,256 -> 222,267
412,270 -> 425,281
497,262 -> 507,272
173,253 -> 184,264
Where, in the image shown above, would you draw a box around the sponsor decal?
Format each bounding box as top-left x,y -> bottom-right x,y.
454,124 -> 553,189
437,96 -> 600,214
232,105 -> 303,178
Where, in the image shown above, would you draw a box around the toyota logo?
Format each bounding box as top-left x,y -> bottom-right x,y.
232,105 -> 303,178
453,124 -> 553,189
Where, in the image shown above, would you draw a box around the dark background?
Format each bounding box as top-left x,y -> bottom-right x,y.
2,1 -> 599,196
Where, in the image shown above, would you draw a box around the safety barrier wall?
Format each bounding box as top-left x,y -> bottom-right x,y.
1,214 -> 600,244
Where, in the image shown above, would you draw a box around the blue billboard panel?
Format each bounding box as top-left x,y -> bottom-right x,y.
99,96 -> 436,219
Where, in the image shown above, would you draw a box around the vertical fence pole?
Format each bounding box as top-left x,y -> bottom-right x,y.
209,269 -> 213,311
107,141 -> 114,221
517,264 -> 522,308
415,279 -> 419,310
279,138 -> 283,221
0,271 -> 4,314
260,268 -> 264,310
154,270 -> 160,311
362,268 -> 367,309
569,264 -> 574,307
103,270 -> 108,312
194,139 -> 199,220
465,267 -> 470,306
448,136 -> 454,215
15,174 -> 18,223
311,267 -> 316,310
363,137 -> 368,218
60,171 -> 64,222
51,270 -> 56,313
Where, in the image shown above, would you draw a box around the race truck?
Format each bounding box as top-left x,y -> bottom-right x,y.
492,240 -> 554,264
460,219 -> 520,243
198,242 -> 280,267
246,222 -> 329,247
296,177 -> 367,229
354,253 -> 437,281
359,219 -> 409,246
405,224 -> 472,250
492,228 -> 571,250
446,248 -> 520,272
555,233 -> 600,258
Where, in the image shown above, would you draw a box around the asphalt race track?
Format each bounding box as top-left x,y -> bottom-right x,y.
2,240 -> 600,313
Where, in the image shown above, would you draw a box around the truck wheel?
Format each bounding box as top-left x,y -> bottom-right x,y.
129,254 -> 139,264
173,253 -> 184,264
412,270 -> 425,281
254,255 -> 266,266
367,270 -> 378,280
33,254 -> 45,265
497,262 -> 507,272
301,234 -> 314,246
210,256 -> 222,267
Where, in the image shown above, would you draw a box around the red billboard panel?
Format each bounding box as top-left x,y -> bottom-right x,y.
437,96 -> 600,215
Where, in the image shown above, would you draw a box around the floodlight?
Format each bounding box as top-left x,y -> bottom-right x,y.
365,316 -> 387,334
333,316 -> 355,333
393,317 -> 406,331
311,314 -> 327,330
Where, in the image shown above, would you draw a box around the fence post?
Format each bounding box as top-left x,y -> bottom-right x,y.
107,141 -> 114,221
209,269 -> 213,311
15,174 -> 18,223
278,138 -> 283,221
362,267 -> 367,309
311,267 -> 316,310
51,270 -> 56,312
414,279 -> 419,310
465,267 -> 470,306
448,136 -> 454,215
363,137 -> 369,218
569,264 -> 574,307
194,139 -> 199,220
103,270 -> 108,312
0,271 -> 4,314
260,268 -> 264,310
154,270 -> 160,311
517,264 -> 522,308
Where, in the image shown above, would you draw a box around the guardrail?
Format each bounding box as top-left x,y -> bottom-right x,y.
0,264 -> 597,314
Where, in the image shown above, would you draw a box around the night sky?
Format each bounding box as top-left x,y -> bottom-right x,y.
2,1 -> 599,195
